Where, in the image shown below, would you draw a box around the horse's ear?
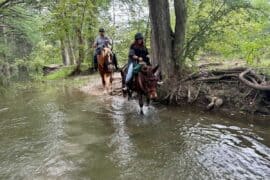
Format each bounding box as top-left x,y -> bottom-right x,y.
152,64 -> 159,74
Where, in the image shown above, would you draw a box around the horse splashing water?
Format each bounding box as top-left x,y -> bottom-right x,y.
121,64 -> 159,114
97,47 -> 115,94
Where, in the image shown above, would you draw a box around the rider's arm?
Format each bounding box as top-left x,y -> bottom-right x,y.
103,37 -> 112,48
107,37 -> 112,46
129,49 -> 137,60
92,37 -> 98,48
129,47 -> 141,61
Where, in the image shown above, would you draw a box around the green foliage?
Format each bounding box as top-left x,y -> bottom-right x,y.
0,5 -> 42,62
1,0 -> 269,84
204,0 -> 270,65
44,64 -> 89,80
184,0 -> 270,66
29,40 -> 61,65
45,66 -> 75,80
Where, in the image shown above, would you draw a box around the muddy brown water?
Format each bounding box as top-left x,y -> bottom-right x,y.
0,78 -> 270,180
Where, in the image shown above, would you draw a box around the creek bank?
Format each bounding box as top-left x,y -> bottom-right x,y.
77,64 -> 270,122
158,66 -> 270,122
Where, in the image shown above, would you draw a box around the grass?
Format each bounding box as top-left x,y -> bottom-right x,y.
44,64 -> 90,80
196,54 -> 270,75
251,59 -> 270,76
45,66 -> 75,80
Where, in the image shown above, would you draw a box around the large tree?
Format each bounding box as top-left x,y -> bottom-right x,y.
148,0 -> 186,79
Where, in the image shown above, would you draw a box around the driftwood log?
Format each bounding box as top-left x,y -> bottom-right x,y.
43,64 -> 62,75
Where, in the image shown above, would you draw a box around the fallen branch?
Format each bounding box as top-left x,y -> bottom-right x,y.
239,69 -> 270,91
197,74 -> 238,82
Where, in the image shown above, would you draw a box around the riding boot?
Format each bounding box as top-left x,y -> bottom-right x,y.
113,53 -> 119,71
93,54 -> 98,71
122,82 -> 128,91
94,63 -> 98,71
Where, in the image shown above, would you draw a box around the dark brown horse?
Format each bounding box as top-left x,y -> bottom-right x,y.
97,47 -> 115,94
121,64 -> 159,114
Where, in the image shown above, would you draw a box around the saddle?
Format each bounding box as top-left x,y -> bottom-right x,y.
127,63 -> 148,90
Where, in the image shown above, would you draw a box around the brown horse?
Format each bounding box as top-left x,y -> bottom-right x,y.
97,47 -> 115,94
121,64 -> 159,114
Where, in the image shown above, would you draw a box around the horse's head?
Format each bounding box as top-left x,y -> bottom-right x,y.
139,65 -> 159,100
101,47 -> 114,72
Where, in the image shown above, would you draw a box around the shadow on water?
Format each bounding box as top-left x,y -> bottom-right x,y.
0,81 -> 270,179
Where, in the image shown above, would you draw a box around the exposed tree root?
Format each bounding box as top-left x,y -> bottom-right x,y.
160,67 -> 270,118
239,69 -> 270,91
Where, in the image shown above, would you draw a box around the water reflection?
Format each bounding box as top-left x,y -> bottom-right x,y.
0,82 -> 270,179
108,97 -> 137,168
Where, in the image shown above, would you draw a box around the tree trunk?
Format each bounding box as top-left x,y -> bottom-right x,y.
76,27 -> 84,69
173,0 -> 187,67
148,0 -> 174,79
67,34 -> 75,65
148,0 -> 187,79
60,38 -> 70,65
1,18 -> 7,61
74,0 -> 87,71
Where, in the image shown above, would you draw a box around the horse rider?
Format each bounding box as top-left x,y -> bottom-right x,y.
93,28 -> 118,70
123,32 -> 150,91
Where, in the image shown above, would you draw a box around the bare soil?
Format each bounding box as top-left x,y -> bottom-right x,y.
80,73 -> 122,96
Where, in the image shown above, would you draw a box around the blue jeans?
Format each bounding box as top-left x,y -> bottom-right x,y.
125,62 -> 134,83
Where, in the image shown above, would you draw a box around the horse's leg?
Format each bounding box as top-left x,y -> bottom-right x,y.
128,91 -> 132,100
104,73 -> 111,94
109,73 -> 113,94
100,73 -> 107,94
139,93 -> 144,115
102,76 -> 105,88
99,71 -> 105,87
146,97 -> 150,106
104,75 -> 109,94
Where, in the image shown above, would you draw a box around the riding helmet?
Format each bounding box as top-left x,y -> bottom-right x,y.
99,28 -> 105,32
135,32 -> 144,40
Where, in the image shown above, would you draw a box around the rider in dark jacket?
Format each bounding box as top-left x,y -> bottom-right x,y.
123,32 -> 150,91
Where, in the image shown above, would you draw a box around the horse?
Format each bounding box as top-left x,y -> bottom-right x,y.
97,47 -> 115,94
121,64 -> 159,114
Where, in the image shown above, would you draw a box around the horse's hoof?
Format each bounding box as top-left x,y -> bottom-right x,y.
140,109 -> 144,115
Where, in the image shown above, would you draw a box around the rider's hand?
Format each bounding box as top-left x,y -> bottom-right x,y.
138,57 -> 143,61
133,55 -> 138,59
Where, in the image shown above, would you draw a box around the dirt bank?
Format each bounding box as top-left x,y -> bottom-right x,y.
158,63 -> 270,122
80,73 -> 122,96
